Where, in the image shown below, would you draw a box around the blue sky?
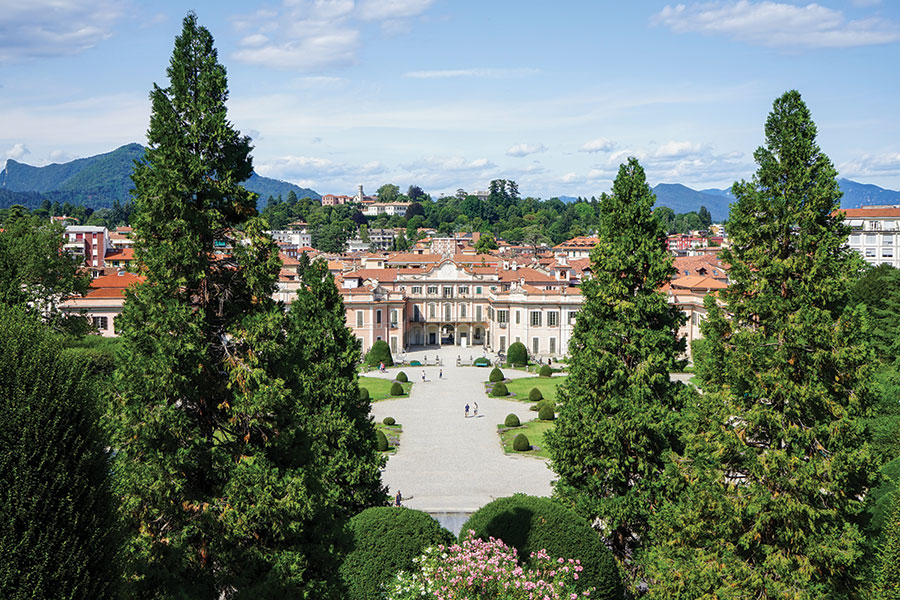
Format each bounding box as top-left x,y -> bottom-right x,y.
1,0 -> 898,199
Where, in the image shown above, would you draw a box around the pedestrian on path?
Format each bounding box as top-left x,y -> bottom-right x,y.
422,370 -> 426,382
465,403 -> 469,418
473,402 -> 478,417
395,490 -> 402,506
439,368 -> 443,379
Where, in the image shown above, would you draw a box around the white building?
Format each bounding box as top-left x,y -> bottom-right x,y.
361,202 -> 411,217
842,206 -> 900,268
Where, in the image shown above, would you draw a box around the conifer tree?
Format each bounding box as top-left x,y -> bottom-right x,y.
645,91 -> 875,598
545,158 -> 687,570
0,306 -> 119,600
113,14 -> 343,598
279,254 -> 386,517
877,490 -> 900,599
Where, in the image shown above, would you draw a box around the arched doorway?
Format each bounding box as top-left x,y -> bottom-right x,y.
441,324 -> 455,346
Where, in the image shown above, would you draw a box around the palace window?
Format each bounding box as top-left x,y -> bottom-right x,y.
459,285 -> 469,295
356,311 -> 363,327
549,337 -> 557,354
427,285 -> 438,295
443,286 -> 453,298
411,286 -> 422,294
460,303 -> 467,318
515,310 -> 521,324
530,311 -> 542,327
444,304 -> 452,321
376,309 -> 382,324
476,305 -> 483,321
532,337 -> 539,354
92,316 -> 108,330
429,303 -> 436,318
475,286 -> 482,294
497,310 -> 508,324
547,311 -> 558,327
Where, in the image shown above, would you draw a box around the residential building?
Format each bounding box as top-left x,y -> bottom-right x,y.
361,202 -> 410,217
841,206 -> 900,268
64,225 -> 113,270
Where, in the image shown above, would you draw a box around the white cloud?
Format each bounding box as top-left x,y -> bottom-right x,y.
840,152 -> 900,177
653,1 -> 900,49
579,137 -> 616,153
358,0 -> 433,20
240,34 -> 270,47
0,0 -> 123,63
654,140 -> 706,159
506,143 -> 547,158
403,68 -> 539,79
404,156 -> 496,172
233,29 -> 360,71
561,172 -> 579,183
5,143 -> 30,161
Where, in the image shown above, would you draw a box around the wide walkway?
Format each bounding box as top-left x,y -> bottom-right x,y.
367,346 -> 555,512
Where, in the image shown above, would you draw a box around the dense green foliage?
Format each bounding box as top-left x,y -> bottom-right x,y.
851,264 -> 900,364
489,367 -> 504,382
111,15 -> 358,598
366,340 -> 394,367
538,404 -> 555,421
390,381 -> 404,396
0,307 -> 120,600
512,434 -> 531,451
383,417 -> 396,426
360,387 -> 370,402
376,429 -> 389,452
539,364 -> 552,377
0,215 -> 89,328
546,157 -> 687,573
491,381 -> 509,396
506,341 -> 528,366
504,413 -> 521,428
645,91 -> 875,599
396,370 -> 408,383
528,387 -> 543,401
339,507 -> 454,600
877,490 -> 900,599
460,494 -> 623,599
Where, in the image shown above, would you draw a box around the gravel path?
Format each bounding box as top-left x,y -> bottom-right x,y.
367,348 -> 556,513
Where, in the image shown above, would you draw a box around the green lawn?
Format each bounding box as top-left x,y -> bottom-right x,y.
498,419 -> 555,459
358,376 -> 413,402
502,375 -> 567,403
375,422 -> 403,454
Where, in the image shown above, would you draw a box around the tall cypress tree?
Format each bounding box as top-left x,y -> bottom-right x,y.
279,254 -> 386,517
113,14 -> 343,598
645,91 -> 875,598
877,490 -> 900,599
546,158 -> 687,573
0,306 -> 119,600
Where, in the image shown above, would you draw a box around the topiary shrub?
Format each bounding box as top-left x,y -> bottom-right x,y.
504,413 -> 521,428
383,416 -> 396,426
528,387 -> 543,402
512,433 -> 531,451
492,381 -> 509,397
390,381 -> 404,396
375,429 -> 389,451
507,341 -> 528,367
474,357 -> 491,367
359,387 -> 370,402
365,340 -> 394,367
396,371 -> 408,383
538,403 -> 555,421
340,506 -> 454,600
539,364 -> 552,377
460,494 -> 623,599
489,367 -> 504,382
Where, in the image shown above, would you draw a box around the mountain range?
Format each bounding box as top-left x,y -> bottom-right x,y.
0,143 -> 320,210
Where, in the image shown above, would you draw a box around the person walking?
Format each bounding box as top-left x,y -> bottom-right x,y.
439,368 -> 443,379
395,490 -> 402,507
465,403 -> 470,418
473,401 -> 478,417
422,370 -> 426,382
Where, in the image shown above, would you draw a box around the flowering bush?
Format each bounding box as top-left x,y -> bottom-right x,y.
385,532 -> 594,599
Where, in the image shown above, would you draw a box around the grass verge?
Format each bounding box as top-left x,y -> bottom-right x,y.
498,419 -> 555,459
375,422 -> 402,454
359,376 -> 413,402
502,375 -> 567,403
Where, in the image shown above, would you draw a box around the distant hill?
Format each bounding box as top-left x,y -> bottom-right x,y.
838,178 -> 900,208
0,143 -> 319,210
652,183 -> 731,222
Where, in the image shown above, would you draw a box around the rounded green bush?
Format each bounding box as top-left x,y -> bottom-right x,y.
539,364 -> 552,377
365,340 -> 394,367
489,367 -> 504,382
474,357 -> 491,367
507,341 -> 528,367
390,381 -> 404,396
504,413 -> 520,428
383,416 -> 396,426
359,387 -> 370,402
460,494 -> 623,599
512,433 -> 531,451
528,387 -> 543,402
492,381 -> 509,397
375,429 -> 389,451
396,371 -> 408,383
538,403 -> 555,421
340,506 -> 454,600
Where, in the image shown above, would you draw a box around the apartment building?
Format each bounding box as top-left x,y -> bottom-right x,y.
842,206 -> 900,268
64,225 -> 114,270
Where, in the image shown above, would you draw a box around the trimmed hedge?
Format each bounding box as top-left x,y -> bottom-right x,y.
340,507 -> 454,600
359,387 -> 370,402
383,416 -> 396,426
504,413 -> 521,428
539,364 -> 552,377
396,371 -> 408,383
507,341 -> 528,367
528,387 -> 543,402
365,340 -> 393,367
512,433 -> 531,451
459,494 -> 623,599
489,367 -> 504,382
390,381 -> 404,396
375,429 -> 388,451
474,357 -> 491,367
492,382 -> 509,397
538,403 -> 555,421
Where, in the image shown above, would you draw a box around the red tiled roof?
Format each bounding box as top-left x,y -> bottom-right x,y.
839,208 -> 900,218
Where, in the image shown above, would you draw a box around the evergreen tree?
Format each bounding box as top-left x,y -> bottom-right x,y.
113,14 -> 343,598
877,490 -> 900,599
0,306 -> 120,600
545,158 -> 687,573
645,91 -> 875,598
279,254 -> 386,517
